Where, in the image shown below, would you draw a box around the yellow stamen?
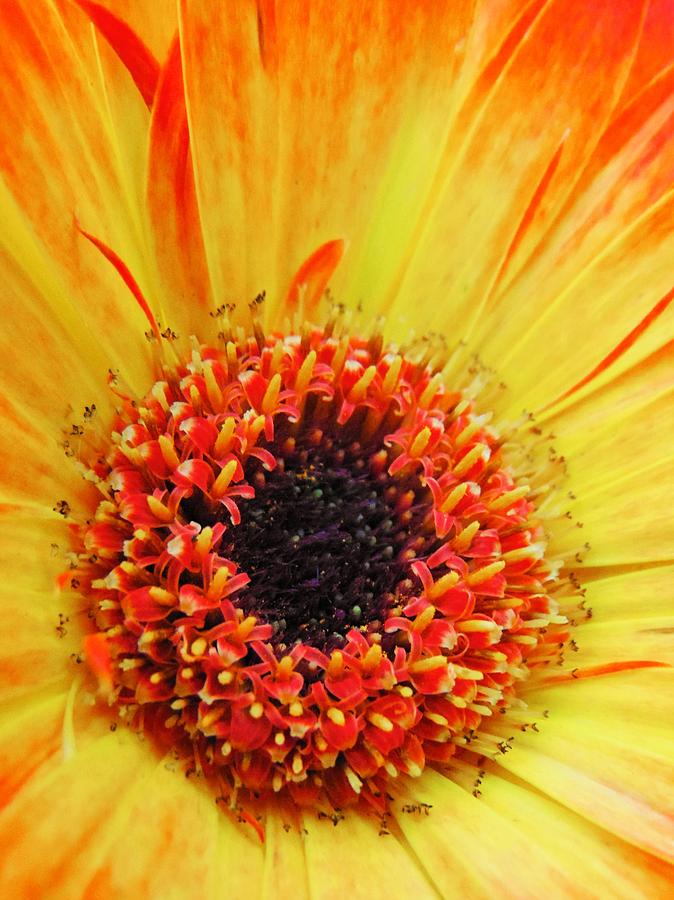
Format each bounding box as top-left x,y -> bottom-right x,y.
208,565 -> 231,601
453,442 -> 488,476
382,354 -> 402,394
453,520 -> 480,552
456,619 -> 500,633
466,560 -> 505,586
148,586 -> 176,607
367,713 -> 394,732
151,381 -> 170,412
344,766 -> 362,794
413,604 -> 436,631
501,544 -> 544,563
204,362 -> 223,410
214,417 -> 236,457
425,712 -> 449,727
234,616 -> 257,640
362,643 -> 383,671
418,373 -> 443,408
489,485 -> 530,511
147,495 -> 173,523
190,638 -> 207,657
201,707 -> 225,728
189,384 -> 201,412
194,526 -> 213,557
295,350 -> 316,393
261,373 -> 281,413
249,702 -> 264,719
440,481 -> 469,513
327,707 -> 346,727
327,650 -> 344,677
349,365 -> 377,402
158,434 -> 180,469
249,414 -> 266,444
428,571 -> 459,599
455,419 -> 482,450
409,426 -> 431,458
409,655 -> 447,673
212,458 -> 238,498
277,655 -> 294,678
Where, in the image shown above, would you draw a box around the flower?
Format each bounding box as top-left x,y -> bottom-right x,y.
1,0 -> 673,897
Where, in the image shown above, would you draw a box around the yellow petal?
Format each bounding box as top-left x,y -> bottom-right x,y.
547,377 -> 674,564
0,507 -> 89,699
496,668 -> 674,863
566,565 -> 674,667
83,757 -> 265,899
390,768 -> 674,899
301,805 -> 435,898
261,806 -> 309,900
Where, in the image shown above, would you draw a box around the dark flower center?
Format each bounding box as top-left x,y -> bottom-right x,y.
184,432 -> 434,656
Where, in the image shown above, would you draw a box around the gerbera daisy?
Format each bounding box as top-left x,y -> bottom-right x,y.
1,0 -> 673,897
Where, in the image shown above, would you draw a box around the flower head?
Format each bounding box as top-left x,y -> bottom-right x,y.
0,1 -> 673,897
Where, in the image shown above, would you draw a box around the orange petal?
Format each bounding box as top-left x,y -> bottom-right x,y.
177,0 -> 280,313
527,566 -> 674,678
475,66 -> 674,413
0,507 -> 87,700
74,0 -> 160,107
619,0 -> 674,110
388,0 -> 644,342
146,37 -> 213,333
0,729 -> 151,897
178,0 -> 474,320
0,690 -> 67,809
261,805 -> 309,900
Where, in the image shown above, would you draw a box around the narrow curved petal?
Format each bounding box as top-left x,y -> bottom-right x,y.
89,0 -> 176,64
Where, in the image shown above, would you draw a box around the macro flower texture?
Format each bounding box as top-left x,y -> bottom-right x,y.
1,0 -> 673,897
